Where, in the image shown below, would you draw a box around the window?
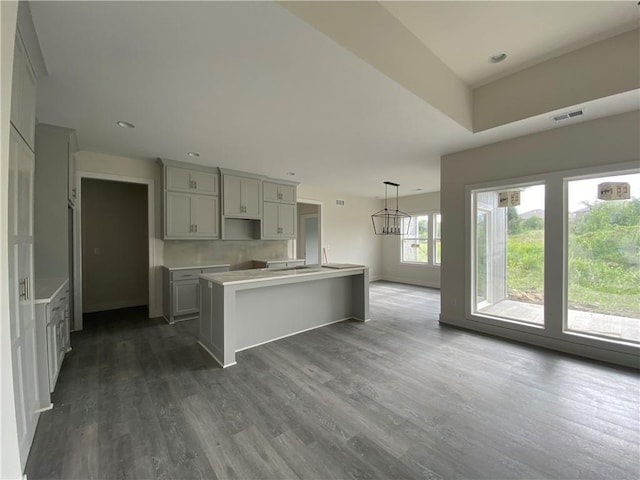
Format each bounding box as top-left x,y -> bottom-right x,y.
565,172 -> 639,343
471,184 -> 545,326
401,213 -> 440,266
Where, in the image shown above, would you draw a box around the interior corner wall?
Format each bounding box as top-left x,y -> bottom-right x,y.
381,191 -> 441,288
1,3 -> 23,478
297,184 -> 383,280
440,111 -> 640,360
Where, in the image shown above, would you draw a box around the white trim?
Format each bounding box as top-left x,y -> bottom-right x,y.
197,341 -> 236,368
461,161 -> 639,363
380,275 -> 440,290
74,171 -> 156,330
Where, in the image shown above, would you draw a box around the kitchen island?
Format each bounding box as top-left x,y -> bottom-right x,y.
198,265 -> 369,367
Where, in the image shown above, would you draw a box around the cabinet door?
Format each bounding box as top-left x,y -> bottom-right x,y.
46,318 -> 57,392
166,167 -> 192,192
21,56 -> 37,150
263,182 -> 279,202
262,202 -> 279,238
279,203 -> 296,237
191,195 -> 219,237
191,171 -> 218,195
166,192 -> 192,237
243,177 -> 261,217
9,128 -> 39,464
68,138 -> 76,205
279,184 -> 296,204
10,31 -> 25,134
173,280 -> 199,316
223,175 -> 243,216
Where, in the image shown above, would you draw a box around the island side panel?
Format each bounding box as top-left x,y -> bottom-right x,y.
351,269 -> 370,321
198,279 -> 237,367
234,275 -> 354,351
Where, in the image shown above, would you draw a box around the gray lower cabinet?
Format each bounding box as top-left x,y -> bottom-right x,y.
162,265 -> 229,323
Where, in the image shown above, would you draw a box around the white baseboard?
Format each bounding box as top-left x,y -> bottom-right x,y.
83,298 -> 148,313
378,275 -> 440,289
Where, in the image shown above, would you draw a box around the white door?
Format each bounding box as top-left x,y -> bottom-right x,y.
9,127 -> 39,468
301,214 -> 319,265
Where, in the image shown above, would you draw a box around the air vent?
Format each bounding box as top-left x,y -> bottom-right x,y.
552,109 -> 584,122
335,199 -> 345,207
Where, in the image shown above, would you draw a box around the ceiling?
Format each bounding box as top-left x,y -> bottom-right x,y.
30,1 -> 639,198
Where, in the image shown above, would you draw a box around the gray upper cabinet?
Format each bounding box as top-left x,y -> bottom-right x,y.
262,202 -> 296,239
223,174 -> 261,219
11,28 -> 37,151
166,166 -> 218,195
261,180 -> 297,240
161,160 -> 220,240
263,181 -> 296,204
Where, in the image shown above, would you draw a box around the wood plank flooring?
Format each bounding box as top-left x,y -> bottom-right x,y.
25,281 -> 640,479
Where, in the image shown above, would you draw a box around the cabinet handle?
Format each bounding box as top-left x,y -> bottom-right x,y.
72,188 -> 77,198
194,180 -> 197,189
194,224 -> 198,233
277,193 -> 283,200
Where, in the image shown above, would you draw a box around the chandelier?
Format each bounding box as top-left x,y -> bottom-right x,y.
371,181 -> 410,235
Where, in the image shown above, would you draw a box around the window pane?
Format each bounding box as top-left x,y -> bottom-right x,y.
417,215 -> 429,240
434,214 -> 442,265
472,184 -> 545,325
402,239 -> 428,263
566,173 -> 640,343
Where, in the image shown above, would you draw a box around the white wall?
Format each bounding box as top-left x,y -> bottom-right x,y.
1,2 -> 23,477
298,184 -> 383,279
381,191 -> 440,288
474,29 -> 640,132
440,111 -> 640,366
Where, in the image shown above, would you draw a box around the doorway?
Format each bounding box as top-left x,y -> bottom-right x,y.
297,202 -> 322,265
80,178 -> 148,315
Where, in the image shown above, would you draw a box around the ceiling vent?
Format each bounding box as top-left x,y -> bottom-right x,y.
335,199 -> 345,207
552,109 -> 584,122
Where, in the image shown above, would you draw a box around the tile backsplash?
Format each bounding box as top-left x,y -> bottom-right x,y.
163,240 -> 290,270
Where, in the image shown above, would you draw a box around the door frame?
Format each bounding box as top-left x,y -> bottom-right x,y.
73,171 -> 155,330
296,199 -> 323,265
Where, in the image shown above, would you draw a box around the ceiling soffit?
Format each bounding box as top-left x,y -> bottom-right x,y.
284,2 -> 640,133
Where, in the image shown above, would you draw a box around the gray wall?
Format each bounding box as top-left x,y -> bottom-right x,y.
163,240 -> 289,271
81,178 -> 149,312
440,111 -> 640,366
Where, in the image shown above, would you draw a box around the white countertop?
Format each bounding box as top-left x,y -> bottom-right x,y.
201,265 -> 366,286
252,258 -> 304,263
162,263 -> 230,271
35,277 -> 69,303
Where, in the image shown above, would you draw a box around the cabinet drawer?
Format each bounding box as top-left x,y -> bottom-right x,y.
171,269 -> 201,281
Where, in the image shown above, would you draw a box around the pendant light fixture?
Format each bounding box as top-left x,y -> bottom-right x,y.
371,181 -> 411,235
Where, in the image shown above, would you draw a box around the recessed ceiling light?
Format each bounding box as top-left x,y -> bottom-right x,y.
187,152 -> 200,157
412,188 -> 423,191
116,120 -> 135,128
489,52 -> 508,64
286,172 -> 295,176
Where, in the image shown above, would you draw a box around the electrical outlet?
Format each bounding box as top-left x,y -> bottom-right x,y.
94,247 -> 101,255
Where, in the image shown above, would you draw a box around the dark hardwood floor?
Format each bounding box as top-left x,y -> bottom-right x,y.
26,282 -> 639,479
